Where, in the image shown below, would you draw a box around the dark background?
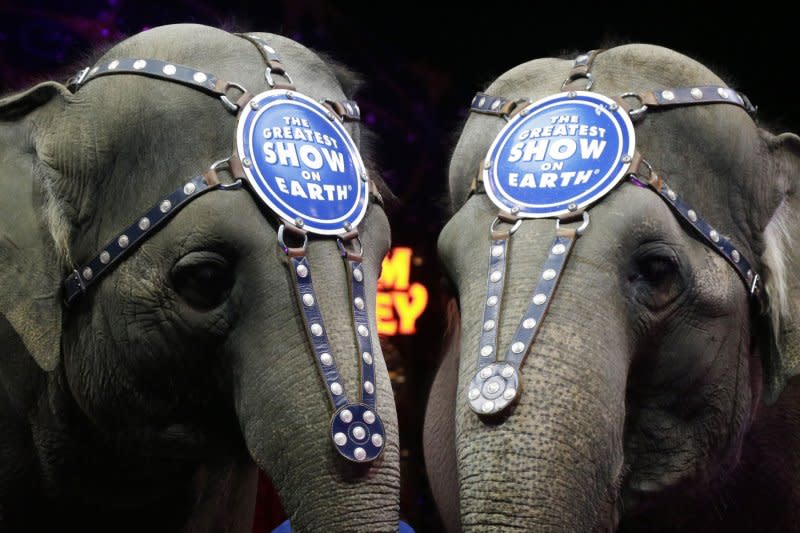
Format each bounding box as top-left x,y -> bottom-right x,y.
1,1 -> 795,530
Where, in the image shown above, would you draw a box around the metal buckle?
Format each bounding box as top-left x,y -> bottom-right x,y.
561,72 -> 593,91
265,67 -> 294,88
66,67 -> 90,92
219,82 -> 247,114
556,211 -> 590,236
620,92 -> 648,119
278,224 -> 308,255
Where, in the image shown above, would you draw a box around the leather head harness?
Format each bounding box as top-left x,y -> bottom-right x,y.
63,33 -> 385,462
465,49 -> 764,417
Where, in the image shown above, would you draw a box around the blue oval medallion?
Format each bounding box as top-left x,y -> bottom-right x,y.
236,91 -> 369,235
484,91 -> 635,218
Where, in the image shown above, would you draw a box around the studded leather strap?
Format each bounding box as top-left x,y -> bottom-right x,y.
62,171 -> 234,306
287,244 -> 385,462
628,167 -> 764,304
236,33 -> 295,90
469,92 -> 530,117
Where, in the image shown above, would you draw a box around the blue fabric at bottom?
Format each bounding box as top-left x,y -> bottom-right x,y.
271,519 -> 414,532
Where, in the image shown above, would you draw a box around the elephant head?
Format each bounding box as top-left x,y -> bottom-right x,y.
0,24 -> 399,532
425,44 -> 800,531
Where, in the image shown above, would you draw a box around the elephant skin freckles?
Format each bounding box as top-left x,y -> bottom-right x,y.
426,44 -> 800,532
0,24 -> 399,532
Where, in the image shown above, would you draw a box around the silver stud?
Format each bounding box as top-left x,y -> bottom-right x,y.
490,99 -> 501,110
343,222 -> 352,231
160,200 -> 172,213
294,218 -> 304,228
193,71 -> 208,83
138,217 -> 150,231
552,243 -> 566,255
364,381 -> 374,394
567,91 -> 576,98
107,60 -> 119,70
363,410 -> 376,424
688,209 -> 698,222
372,433 -> 384,447
503,388 -> 516,400
162,64 -> 177,75
478,96 -> 486,107
533,293 -> 547,305
320,352 -> 333,366
133,59 -> 147,70
542,269 -> 556,281
491,245 -> 504,257
481,400 -> 495,413
622,154 -> 632,163
99,251 -> 111,264
484,159 -> 492,170
661,90 -> 675,101
333,432 -> 347,446
352,426 -> 366,440
362,352 -> 373,365
487,296 -> 498,307
510,206 -> 520,214
354,297 -> 365,310
731,250 -> 740,263
353,268 -> 363,282
691,87 -> 703,100
747,270 -> 754,282
468,388 -> 480,400
82,267 -> 93,280
483,319 -> 495,331
89,66 -> 99,75
358,325 -> 369,337
609,102 -> 619,111
480,345 -> 493,357
310,323 -> 323,336
511,341 -> 525,354
710,229 -> 720,243
486,382 -> 500,394
183,182 -> 196,195
117,235 -> 129,248
242,158 -> 252,167
479,367 -> 492,379
501,365 -> 514,378
490,270 -> 502,282
523,318 -> 536,329
340,409 -> 353,423
667,189 -> 677,201
249,100 -> 260,110
296,264 -> 308,278
264,44 -> 276,54
330,382 -> 343,395
302,293 -> 315,306
718,87 -> 729,99
354,447 -> 367,461
576,54 -> 588,63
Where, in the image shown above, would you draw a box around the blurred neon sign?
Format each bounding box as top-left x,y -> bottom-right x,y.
376,247 -> 428,335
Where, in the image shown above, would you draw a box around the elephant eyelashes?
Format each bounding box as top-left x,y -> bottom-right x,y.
628,247 -> 684,310
171,251 -> 235,310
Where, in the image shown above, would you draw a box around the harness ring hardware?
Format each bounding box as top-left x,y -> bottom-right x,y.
556,211 -> 590,236
619,92 -> 649,119
219,81 -> 248,114
561,71 -> 593,91
277,224 -> 309,256
490,216 -> 522,237
265,67 -> 295,88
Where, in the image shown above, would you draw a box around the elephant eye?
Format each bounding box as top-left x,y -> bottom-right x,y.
628,247 -> 684,310
171,251 -> 235,310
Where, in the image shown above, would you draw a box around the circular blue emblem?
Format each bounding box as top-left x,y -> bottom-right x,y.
236,90 -> 369,235
484,91 -> 635,218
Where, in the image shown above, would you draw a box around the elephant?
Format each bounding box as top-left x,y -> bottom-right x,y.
0,23 -> 400,532
424,44 -> 800,531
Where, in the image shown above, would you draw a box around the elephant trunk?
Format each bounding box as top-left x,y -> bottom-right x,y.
456,263 -> 628,531
229,241 -> 400,532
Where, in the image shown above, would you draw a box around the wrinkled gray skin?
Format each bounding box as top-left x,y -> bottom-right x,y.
425,44 -> 800,531
0,24 -> 399,532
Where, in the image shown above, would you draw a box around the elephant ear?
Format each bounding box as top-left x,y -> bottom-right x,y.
761,132 -> 800,404
0,82 -> 70,371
